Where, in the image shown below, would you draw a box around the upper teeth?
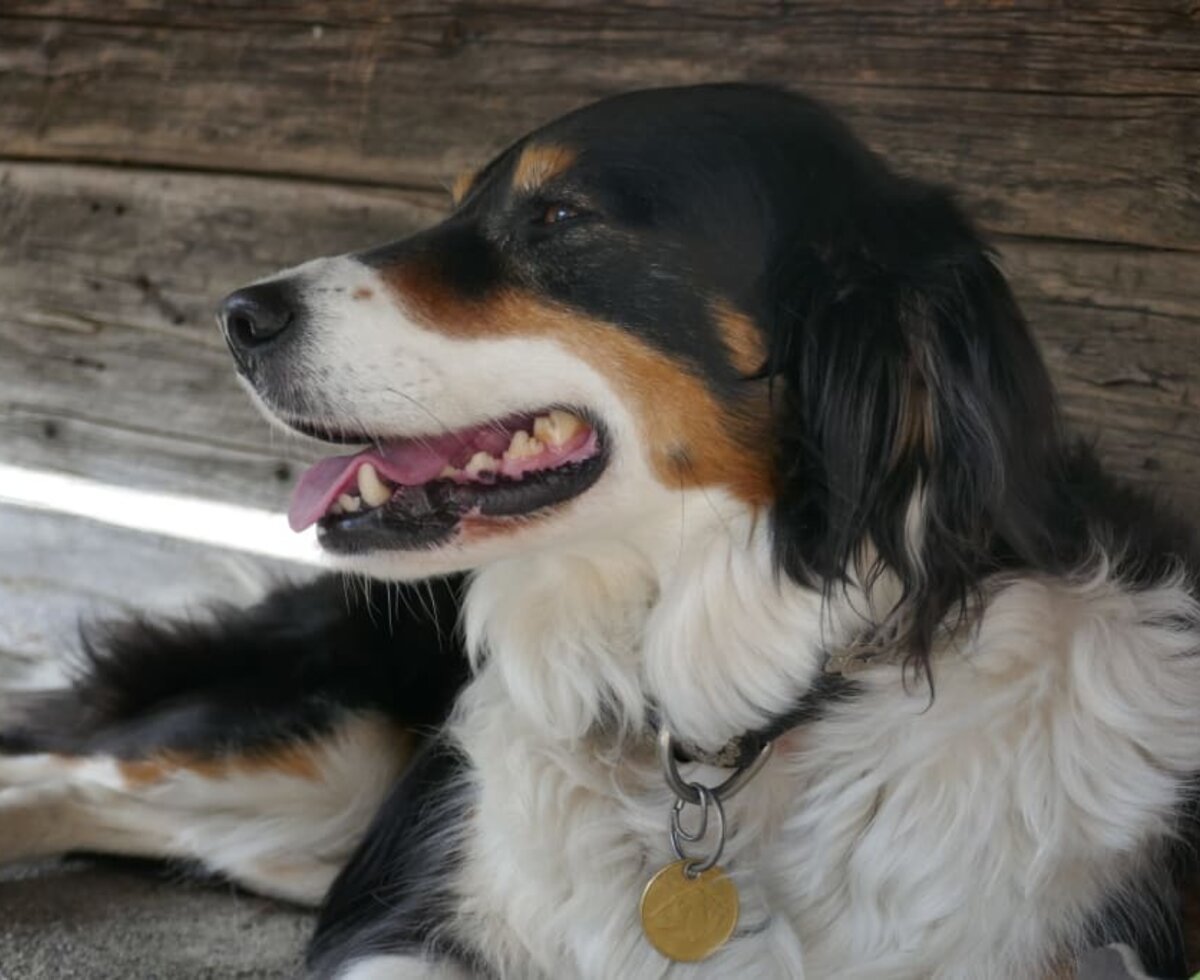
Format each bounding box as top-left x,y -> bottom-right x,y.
357,462 -> 392,507
465,451 -> 498,477
504,430 -> 544,460
332,412 -> 587,516
532,410 -> 582,448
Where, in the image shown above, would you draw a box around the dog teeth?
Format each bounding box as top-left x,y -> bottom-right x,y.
465,451 -> 498,477
328,414 -> 584,511
532,410 -> 583,448
357,463 -> 392,507
503,430 -> 544,461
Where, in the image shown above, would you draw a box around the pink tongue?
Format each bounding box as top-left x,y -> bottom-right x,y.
288,431 -> 467,532
288,419 -> 598,533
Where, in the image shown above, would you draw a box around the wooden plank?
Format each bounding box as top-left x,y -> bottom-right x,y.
2,160 -> 1197,519
1,3 -> 1197,249
1003,239 -> 1200,513
0,160 -> 444,510
8,2 -> 1199,96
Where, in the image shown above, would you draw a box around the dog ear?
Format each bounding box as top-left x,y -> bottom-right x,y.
767,183 -> 1069,677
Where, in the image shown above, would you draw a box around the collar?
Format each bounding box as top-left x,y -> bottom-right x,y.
657,669 -> 860,769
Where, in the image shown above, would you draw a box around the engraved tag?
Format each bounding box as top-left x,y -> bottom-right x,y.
639,859 -> 739,962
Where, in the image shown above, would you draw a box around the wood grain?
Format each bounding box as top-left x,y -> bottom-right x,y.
2,160 -> 1197,517
0,160 -> 443,510
1001,239 -> 1200,510
1,2 -> 1197,248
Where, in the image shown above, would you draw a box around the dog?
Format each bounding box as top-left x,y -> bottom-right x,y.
1,84 -> 1197,979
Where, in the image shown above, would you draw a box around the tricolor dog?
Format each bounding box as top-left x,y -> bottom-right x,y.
2,85 -> 1198,979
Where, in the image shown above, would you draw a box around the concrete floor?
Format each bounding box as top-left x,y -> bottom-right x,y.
0,858 -> 312,979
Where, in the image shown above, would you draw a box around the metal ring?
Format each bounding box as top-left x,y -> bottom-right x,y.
670,794 -> 709,844
657,726 -> 774,806
670,786 -> 727,876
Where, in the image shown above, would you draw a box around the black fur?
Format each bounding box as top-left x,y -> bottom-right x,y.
1087,866 -> 1190,978
307,738 -> 481,976
759,142 -> 1073,683
763,173 -> 1200,687
0,574 -> 469,759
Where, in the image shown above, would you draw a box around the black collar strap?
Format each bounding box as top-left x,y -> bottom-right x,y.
658,671 -> 859,770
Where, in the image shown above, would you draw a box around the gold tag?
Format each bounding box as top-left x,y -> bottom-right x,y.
639,859 -> 739,962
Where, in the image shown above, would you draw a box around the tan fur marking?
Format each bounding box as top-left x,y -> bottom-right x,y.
353,286 -> 374,301
381,267 -> 773,503
460,513 -> 551,543
892,357 -> 934,467
118,736 -> 345,788
512,144 -> 578,194
712,299 -> 767,377
1041,960 -> 1076,980
451,169 -> 478,205
116,758 -> 169,786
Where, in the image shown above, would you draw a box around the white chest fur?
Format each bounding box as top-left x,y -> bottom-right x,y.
446,511 -> 1200,979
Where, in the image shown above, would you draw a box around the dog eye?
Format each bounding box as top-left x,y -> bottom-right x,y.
539,203 -> 581,226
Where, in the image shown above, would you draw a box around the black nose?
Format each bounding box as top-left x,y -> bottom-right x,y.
219,281 -> 296,355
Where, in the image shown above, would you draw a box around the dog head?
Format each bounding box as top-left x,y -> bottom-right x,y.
219,84 -> 1064,663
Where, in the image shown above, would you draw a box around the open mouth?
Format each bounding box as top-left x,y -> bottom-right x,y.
288,409 -> 607,553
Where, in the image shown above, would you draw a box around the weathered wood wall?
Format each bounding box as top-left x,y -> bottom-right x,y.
1,1 -> 1197,536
